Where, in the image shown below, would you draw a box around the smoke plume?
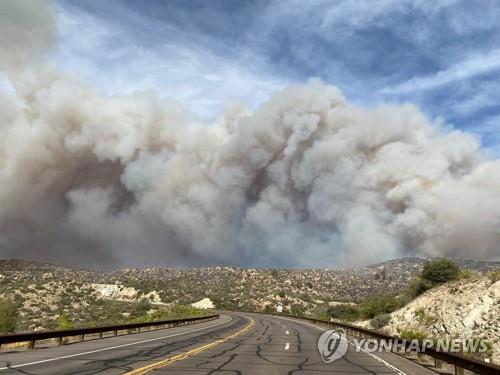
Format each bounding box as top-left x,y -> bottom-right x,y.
1,1 -> 499,268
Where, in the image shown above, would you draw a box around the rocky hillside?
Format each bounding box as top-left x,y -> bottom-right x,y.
0,257 -> 498,331
381,274 -> 500,361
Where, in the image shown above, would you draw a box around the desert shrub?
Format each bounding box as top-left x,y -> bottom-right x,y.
327,304 -> 360,321
408,259 -> 460,297
57,312 -> 74,330
137,304 -> 210,322
458,269 -> 476,280
414,308 -> 437,326
133,298 -> 152,316
290,304 -> 305,317
359,295 -> 403,319
0,299 -> 18,333
489,269 -> 500,284
421,259 -> 460,285
370,313 -> 391,329
398,329 -> 427,341
327,295 -> 404,322
461,338 -> 493,359
263,305 -> 274,314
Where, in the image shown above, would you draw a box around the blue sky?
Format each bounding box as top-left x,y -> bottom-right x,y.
53,0 -> 500,153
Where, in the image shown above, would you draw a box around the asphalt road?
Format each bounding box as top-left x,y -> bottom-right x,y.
0,313 -> 437,374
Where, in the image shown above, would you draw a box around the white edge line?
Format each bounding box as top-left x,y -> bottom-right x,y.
0,315 -> 233,371
275,316 -> 407,375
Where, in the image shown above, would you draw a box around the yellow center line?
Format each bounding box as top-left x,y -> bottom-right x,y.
125,317 -> 255,375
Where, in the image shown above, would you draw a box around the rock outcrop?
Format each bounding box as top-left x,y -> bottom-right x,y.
383,276 -> 500,361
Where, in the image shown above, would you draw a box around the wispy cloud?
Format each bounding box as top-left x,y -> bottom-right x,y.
382,49 -> 500,94
52,0 -> 500,152
53,1 -> 290,120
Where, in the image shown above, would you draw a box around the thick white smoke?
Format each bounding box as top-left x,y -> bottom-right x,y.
1,1 -> 499,268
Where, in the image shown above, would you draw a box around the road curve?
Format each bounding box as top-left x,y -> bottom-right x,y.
0,312 -> 436,374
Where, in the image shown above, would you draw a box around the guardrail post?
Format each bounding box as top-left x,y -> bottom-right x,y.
27,340 -> 35,349
113,330 -> 118,336
127,328 -> 131,334
455,366 -> 464,375
98,332 -> 103,339
434,358 -> 443,369
79,334 -> 84,342
57,337 -> 63,345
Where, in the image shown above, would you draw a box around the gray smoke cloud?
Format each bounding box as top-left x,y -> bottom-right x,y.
1,1 -> 499,269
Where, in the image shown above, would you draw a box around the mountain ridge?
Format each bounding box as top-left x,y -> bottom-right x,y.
1,256 -> 498,332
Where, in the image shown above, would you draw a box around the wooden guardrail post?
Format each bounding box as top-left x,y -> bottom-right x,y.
455,366 -> 464,375
27,340 -> 35,349
435,358 -> 443,369
417,352 -> 424,362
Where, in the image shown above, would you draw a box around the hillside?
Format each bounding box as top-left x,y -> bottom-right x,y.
380,274 -> 500,361
0,257 -> 499,331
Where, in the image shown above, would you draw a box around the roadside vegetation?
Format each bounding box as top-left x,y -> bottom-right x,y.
0,298 -> 17,333
323,258 -> 464,326
0,293 -> 212,334
51,302 -> 213,331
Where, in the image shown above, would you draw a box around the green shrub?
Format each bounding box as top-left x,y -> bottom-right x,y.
290,304 -> 305,317
370,314 -> 391,329
359,295 -> 404,319
327,294 -> 405,322
327,304 -> 360,321
458,337 -> 494,358
133,299 -> 152,316
458,269 -> 476,280
0,299 -> 17,333
489,269 -> 500,284
421,259 -> 460,285
135,304 -> 211,323
414,308 -> 437,326
408,259 -> 461,296
398,329 -> 427,341
263,305 -> 274,314
57,312 -> 74,330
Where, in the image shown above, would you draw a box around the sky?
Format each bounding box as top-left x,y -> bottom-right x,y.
54,0 -> 500,153
2,0 -> 500,269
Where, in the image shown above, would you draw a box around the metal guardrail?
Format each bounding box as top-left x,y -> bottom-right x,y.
0,314 -> 219,350
278,314 -> 500,375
